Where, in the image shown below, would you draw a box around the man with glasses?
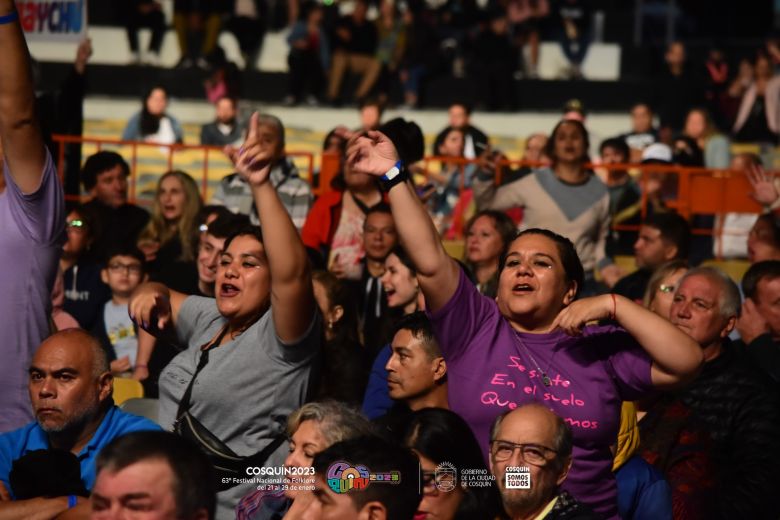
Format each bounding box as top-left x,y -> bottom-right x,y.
489,404 -> 599,520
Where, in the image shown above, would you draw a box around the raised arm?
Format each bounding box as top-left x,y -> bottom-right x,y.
0,0 -> 47,193
238,113 -> 315,342
553,294 -> 704,388
343,130 -> 460,311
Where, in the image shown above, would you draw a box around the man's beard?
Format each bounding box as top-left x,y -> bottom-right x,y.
38,399 -> 100,434
500,478 -> 549,517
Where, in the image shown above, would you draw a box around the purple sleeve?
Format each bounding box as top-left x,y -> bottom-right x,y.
602,327 -> 654,401
3,151 -> 65,245
427,267 -> 498,362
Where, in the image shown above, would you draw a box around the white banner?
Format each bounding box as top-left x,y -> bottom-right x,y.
18,0 -> 87,43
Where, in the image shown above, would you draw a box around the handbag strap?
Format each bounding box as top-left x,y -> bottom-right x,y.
244,433 -> 287,468
176,324 -> 230,419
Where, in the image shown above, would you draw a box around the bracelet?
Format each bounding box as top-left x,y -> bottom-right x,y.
610,293 -> 617,320
378,160 -> 407,192
0,11 -> 18,24
67,495 -> 77,509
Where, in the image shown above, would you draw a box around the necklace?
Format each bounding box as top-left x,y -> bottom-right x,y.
514,331 -> 552,387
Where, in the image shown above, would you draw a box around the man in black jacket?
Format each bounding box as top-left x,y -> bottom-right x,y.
639,266 -> 780,519
737,260 -> 780,383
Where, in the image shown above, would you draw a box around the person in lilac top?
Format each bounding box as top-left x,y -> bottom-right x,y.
341,127 -> 703,519
0,0 -> 66,433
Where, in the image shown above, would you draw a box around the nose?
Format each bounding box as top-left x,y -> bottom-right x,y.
285,450 -> 301,469
675,300 -> 692,319
385,355 -> 397,372
39,377 -> 55,398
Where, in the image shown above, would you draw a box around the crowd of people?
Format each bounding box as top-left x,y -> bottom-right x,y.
3,0 -> 780,519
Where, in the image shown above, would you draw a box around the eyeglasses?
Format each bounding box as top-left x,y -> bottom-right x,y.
66,219 -> 85,229
107,263 -> 143,275
490,440 -> 557,466
658,284 -> 676,294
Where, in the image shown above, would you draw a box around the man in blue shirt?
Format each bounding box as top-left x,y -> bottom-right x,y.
0,329 -> 160,518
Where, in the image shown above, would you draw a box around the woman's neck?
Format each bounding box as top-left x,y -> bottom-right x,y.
507,311 -> 559,334
474,262 -> 497,284
554,162 -> 587,184
402,298 -> 419,316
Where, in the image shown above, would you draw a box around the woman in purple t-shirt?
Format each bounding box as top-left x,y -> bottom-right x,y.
341,127 -> 702,519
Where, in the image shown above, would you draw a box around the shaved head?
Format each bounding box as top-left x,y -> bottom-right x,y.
29,329 -> 113,435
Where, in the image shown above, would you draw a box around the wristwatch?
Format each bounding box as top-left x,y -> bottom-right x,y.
379,160 -> 408,192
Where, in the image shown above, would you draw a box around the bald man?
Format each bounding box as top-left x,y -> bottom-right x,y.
489,404 -> 598,520
0,329 -> 160,519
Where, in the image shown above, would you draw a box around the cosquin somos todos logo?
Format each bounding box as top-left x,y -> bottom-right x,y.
326,461 -> 402,493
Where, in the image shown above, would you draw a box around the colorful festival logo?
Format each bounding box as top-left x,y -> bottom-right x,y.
326,461 -> 401,493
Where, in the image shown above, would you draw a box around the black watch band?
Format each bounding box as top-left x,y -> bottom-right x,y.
378,160 -> 408,192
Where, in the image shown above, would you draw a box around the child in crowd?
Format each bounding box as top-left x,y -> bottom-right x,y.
93,246 -> 151,376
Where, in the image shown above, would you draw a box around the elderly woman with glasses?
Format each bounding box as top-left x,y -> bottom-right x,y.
342,128 -> 703,519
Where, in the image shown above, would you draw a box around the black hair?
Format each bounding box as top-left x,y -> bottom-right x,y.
198,205 -> 233,227
359,96 -> 385,115
631,101 -> 654,114
450,101 -> 473,115
139,85 -> 168,137
223,224 -> 264,251
68,203 -> 101,242
599,137 -> 630,161
204,213 -> 251,240
81,151 -> 130,191
392,311 -> 441,360
96,431 -> 215,520
755,213 -> 780,247
378,118 -> 424,165
544,119 -> 590,165
742,260 -> 780,300
498,228 -> 584,297
104,244 -> 146,274
312,436 -> 422,520
322,128 -> 347,153
388,245 -> 417,276
365,202 -> 393,220
404,409 -> 502,520
644,212 -> 691,260
312,270 -> 361,346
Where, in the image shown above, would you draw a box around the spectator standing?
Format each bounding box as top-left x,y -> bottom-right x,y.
326,0 -> 381,105
507,0 -> 549,78
173,0 -> 222,69
398,6 -> 437,109
122,86 -> 184,145
200,96 -> 245,147
345,127 -> 702,518
373,0 -> 406,105
0,3 -> 66,432
655,42 -> 702,137
599,137 -> 641,257
473,11 -> 516,111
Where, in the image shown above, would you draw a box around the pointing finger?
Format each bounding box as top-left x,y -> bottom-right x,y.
246,112 -> 260,142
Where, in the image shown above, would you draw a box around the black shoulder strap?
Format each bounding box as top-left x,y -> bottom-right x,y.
175,325 -> 230,419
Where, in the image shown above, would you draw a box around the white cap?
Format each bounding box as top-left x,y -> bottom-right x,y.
641,143 -> 673,164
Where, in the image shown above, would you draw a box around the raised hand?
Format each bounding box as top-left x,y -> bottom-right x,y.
551,294 -> 614,335
234,112 -> 273,187
340,128 -> 400,176
746,163 -> 778,207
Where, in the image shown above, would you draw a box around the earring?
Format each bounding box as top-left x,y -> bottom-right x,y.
327,320 -> 334,330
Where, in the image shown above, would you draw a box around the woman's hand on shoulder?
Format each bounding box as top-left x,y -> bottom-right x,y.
129,282 -> 172,331
229,112 -> 274,188
551,294 -> 614,335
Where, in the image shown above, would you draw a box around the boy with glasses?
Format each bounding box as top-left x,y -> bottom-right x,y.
93,246 -> 152,376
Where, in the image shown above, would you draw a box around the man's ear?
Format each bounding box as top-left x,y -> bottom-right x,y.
663,243 -> 679,262
555,456 -> 573,486
100,269 -> 109,285
432,357 -> 447,383
721,315 -> 737,338
359,501 -> 387,520
98,371 -> 113,402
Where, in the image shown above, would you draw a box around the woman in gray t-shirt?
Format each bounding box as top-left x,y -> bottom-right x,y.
129,113 -> 320,518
